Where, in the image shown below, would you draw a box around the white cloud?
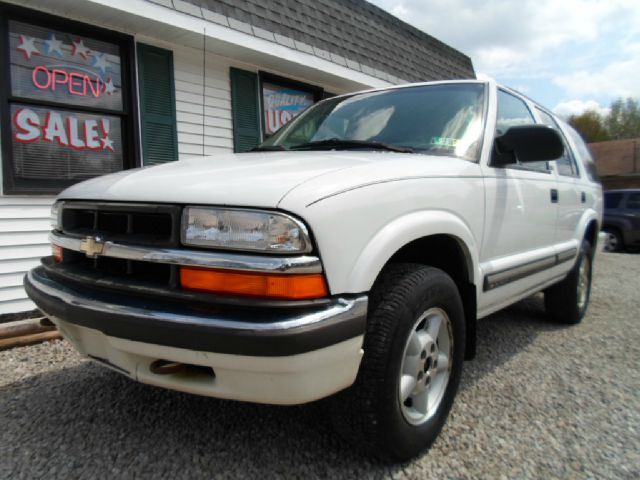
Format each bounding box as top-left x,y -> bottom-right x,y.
370,0 -> 640,115
390,4 -> 409,19
553,100 -> 610,118
371,0 -> 639,75
553,62 -> 640,99
552,43 -> 640,99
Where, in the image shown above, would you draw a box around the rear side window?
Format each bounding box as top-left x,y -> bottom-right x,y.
564,125 -> 600,183
497,90 -> 548,172
535,107 -> 579,177
605,192 -> 624,209
626,192 -> 640,210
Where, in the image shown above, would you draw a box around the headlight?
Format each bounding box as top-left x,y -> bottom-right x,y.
181,207 -> 312,253
50,201 -> 61,230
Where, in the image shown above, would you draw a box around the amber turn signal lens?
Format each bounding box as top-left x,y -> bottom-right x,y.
52,244 -> 63,263
180,267 -> 328,300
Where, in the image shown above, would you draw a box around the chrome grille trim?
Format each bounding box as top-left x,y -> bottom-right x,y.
50,232 -> 322,275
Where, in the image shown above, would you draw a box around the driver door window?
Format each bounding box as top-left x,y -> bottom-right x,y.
496,90 -> 549,172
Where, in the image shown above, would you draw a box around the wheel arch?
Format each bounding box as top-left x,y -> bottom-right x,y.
384,234 -> 478,361
577,209 -> 602,255
584,218 -> 599,253
346,211 -> 480,360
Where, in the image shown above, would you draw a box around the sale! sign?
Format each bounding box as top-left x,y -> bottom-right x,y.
13,108 -> 114,152
10,103 -> 122,181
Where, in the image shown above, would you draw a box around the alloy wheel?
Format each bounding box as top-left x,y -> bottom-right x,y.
398,307 -> 453,425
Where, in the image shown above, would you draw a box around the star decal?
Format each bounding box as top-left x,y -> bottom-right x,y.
104,77 -> 116,95
71,38 -> 90,60
100,136 -> 114,152
43,33 -> 64,58
91,52 -> 109,74
16,35 -> 40,60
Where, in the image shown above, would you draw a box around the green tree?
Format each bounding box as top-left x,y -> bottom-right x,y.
606,97 -> 640,140
568,110 -> 610,143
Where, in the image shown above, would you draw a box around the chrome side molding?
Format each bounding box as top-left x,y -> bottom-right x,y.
483,246 -> 578,291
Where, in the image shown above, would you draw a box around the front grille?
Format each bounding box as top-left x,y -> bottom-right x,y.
60,249 -> 175,288
57,202 -> 182,290
61,202 -> 181,247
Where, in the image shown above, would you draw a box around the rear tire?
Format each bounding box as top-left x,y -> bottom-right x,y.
329,264 -> 465,462
544,241 -> 593,324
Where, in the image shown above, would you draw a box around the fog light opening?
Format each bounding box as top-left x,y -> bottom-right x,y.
149,359 -> 215,378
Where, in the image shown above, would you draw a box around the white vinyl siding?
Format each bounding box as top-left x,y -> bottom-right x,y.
0,197 -> 53,315
170,43 -> 236,157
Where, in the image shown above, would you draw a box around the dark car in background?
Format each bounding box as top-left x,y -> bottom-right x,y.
602,189 -> 640,252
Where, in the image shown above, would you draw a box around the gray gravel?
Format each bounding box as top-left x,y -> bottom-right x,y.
1,252 -> 639,479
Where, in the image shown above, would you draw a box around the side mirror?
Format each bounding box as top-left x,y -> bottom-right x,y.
491,125 -> 564,167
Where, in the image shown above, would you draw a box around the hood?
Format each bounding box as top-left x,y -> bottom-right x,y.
58,151 -> 378,208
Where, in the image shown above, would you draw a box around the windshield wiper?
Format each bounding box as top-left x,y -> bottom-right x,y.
250,145 -> 287,152
290,138 -> 414,153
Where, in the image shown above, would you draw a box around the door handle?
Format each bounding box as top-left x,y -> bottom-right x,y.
550,189 -> 558,203
581,192 -> 586,203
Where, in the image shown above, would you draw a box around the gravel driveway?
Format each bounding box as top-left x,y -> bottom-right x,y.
1,252 -> 639,479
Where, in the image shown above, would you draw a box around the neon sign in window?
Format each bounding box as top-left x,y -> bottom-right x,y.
9,20 -> 123,111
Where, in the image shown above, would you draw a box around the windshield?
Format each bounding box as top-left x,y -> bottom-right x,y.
260,83 -> 486,161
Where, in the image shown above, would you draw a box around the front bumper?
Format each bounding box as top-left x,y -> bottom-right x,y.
25,267 -> 367,404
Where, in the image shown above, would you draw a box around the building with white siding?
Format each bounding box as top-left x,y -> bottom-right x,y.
0,0 -> 474,317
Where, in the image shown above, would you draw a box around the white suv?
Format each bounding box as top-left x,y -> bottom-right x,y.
26,79 -> 602,461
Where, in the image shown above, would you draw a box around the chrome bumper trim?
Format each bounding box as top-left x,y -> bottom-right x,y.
50,232 -> 322,274
27,268 -> 367,336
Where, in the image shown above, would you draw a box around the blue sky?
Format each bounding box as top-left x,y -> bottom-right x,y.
370,0 -> 640,118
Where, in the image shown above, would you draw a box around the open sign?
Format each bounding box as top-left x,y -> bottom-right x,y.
9,22 -> 123,111
31,65 -> 111,98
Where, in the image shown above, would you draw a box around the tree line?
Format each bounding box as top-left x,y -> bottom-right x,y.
567,97 -> 640,144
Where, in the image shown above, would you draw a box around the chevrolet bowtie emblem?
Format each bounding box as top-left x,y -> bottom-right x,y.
80,236 -> 105,258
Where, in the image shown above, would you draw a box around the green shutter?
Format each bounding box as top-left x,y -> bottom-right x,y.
137,44 -> 178,166
230,68 -> 261,152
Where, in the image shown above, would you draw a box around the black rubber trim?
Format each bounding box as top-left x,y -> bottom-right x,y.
25,267 -> 366,357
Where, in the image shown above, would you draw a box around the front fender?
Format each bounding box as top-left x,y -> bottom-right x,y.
280,173 -> 485,297
345,210 -> 480,293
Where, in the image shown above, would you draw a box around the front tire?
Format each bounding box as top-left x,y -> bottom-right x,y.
329,264 -> 465,461
544,240 -> 593,324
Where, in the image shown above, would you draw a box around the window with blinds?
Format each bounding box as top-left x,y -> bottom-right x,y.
0,7 -> 137,194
